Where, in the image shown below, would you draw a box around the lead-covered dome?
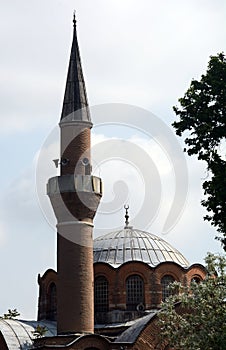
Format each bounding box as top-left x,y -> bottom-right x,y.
94,227 -> 189,268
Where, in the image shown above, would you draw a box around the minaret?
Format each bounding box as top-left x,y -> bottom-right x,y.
47,15 -> 102,335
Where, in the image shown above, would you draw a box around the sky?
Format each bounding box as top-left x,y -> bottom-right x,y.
0,0 -> 225,319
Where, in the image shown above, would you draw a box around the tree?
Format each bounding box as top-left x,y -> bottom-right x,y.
172,53 -> 226,250
158,253 -> 226,350
1,308 -> 20,319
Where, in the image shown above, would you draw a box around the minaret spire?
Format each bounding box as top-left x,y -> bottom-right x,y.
47,16 -> 102,335
60,12 -> 90,122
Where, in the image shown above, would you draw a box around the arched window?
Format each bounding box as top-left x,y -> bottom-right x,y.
94,276 -> 109,312
161,275 -> 175,301
47,282 -> 57,320
191,276 -> 201,284
126,275 -> 144,311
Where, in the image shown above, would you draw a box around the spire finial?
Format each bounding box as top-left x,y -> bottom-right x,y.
124,205 -> 129,228
73,10 -> 76,28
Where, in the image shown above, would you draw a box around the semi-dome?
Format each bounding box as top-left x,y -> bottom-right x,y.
94,227 -> 189,268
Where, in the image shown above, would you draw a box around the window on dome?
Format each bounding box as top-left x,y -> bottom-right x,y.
161,275 -> 175,301
126,275 -> 144,311
94,276 -> 109,312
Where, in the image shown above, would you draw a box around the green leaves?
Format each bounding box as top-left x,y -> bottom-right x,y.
1,308 -> 20,319
32,324 -> 48,338
172,53 -> 226,250
158,253 -> 226,350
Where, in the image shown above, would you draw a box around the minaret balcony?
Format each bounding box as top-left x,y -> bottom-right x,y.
47,174 -> 102,222
47,174 -> 102,196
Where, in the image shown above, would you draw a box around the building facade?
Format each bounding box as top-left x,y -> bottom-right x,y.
38,227 -> 206,330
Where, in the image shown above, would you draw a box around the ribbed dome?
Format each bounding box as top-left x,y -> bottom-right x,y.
94,228 -> 189,268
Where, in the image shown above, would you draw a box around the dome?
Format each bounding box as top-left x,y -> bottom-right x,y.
0,319 -> 56,350
93,227 -> 189,268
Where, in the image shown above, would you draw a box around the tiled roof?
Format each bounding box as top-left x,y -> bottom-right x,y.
115,311 -> 157,344
94,228 -> 189,268
0,319 -> 56,349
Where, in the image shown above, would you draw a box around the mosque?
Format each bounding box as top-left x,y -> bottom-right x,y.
0,16 -> 206,350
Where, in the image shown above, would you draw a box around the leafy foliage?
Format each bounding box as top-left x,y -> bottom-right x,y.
158,253 -> 226,350
172,53 -> 226,250
32,324 -> 48,338
1,308 -> 20,319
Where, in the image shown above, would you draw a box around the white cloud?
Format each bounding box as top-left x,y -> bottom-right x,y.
0,0 -> 225,133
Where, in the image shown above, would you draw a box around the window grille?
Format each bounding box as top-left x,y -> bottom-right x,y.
126,275 -> 144,311
94,276 -> 109,312
161,275 -> 175,301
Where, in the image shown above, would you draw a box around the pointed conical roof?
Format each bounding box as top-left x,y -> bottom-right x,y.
60,15 -> 91,123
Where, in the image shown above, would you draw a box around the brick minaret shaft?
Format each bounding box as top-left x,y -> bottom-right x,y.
47,16 -> 102,335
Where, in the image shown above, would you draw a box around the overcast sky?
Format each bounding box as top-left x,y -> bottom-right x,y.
0,0 -> 225,319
